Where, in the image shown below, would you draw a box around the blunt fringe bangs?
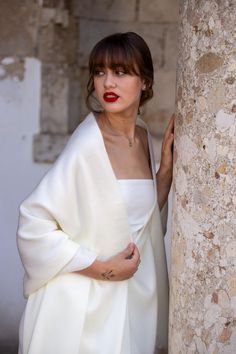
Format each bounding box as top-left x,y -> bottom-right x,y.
86,32 -> 154,113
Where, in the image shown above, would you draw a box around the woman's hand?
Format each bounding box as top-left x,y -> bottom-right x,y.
156,114 -> 175,210
77,243 -> 140,281
159,113 -> 175,175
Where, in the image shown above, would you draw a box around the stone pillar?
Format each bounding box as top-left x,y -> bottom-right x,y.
169,0 -> 236,353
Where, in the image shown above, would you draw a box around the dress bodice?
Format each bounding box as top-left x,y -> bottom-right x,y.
117,179 -> 154,235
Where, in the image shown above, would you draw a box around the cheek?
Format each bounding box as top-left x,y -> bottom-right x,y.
130,82 -> 143,99
94,83 -> 102,101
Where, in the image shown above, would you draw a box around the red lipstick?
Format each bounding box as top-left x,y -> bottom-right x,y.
103,92 -> 119,103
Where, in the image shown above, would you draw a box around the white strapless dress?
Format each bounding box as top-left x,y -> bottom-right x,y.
19,179 -> 157,354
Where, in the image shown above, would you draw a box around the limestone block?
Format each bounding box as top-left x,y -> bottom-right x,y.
38,18 -> 77,64
78,19 -> 164,68
139,0 -> 179,23
0,57 -> 25,81
78,67 -> 91,119
0,0 -> 39,57
73,0 -> 136,21
41,63 -> 70,134
33,133 -> 69,163
40,8 -> 56,26
67,67 -> 83,133
41,7 -> 69,27
42,0 -> 59,7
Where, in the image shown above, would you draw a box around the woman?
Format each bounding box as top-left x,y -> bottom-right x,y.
17,32 -> 174,354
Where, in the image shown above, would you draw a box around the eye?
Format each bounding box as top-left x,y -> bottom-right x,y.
94,69 -> 105,76
114,67 -> 126,76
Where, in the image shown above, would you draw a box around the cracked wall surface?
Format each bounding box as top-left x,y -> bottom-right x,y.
169,0 -> 236,353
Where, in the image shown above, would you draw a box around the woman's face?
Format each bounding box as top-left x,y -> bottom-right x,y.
93,65 -> 145,115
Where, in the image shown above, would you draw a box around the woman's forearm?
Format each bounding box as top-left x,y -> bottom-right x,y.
156,167 -> 172,210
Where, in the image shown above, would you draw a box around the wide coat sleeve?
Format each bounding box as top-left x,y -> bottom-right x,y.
17,137 -> 92,297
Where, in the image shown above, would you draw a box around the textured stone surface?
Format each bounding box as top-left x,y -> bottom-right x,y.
78,19 -> 165,68
38,15 -> 77,64
40,62 -> 81,135
139,0 -> 179,23
41,63 -> 70,134
0,57 -> 25,81
34,133 -> 70,163
169,0 -> 236,352
73,0 -> 136,21
196,53 -> 224,74
38,0 -> 81,138
0,1 -> 39,57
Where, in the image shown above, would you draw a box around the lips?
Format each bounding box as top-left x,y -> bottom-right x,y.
103,92 -> 119,103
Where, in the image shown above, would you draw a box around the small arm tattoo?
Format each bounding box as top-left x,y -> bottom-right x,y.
101,269 -> 115,280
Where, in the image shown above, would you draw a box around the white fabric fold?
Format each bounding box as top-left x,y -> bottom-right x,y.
62,246 -> 97,273
17,112 -> 169,354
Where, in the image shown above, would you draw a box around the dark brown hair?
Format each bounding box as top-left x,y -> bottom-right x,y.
86,32 -> 154,113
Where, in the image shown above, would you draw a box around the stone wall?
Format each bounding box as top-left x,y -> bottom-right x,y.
0,0 -> 179,163
169,0 -> 236,352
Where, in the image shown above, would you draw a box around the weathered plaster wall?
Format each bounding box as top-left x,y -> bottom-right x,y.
169,0 -> 236,352
0,57 -> 49,352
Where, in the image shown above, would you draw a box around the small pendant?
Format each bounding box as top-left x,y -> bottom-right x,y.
129,141 -> 133,147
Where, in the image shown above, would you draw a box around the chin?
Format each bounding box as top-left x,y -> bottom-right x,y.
102,103 -> 139,116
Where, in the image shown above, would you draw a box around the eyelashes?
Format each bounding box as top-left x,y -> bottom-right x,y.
94,67 -> 127,76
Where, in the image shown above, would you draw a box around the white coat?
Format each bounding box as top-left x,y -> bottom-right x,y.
17,112 -> 169,354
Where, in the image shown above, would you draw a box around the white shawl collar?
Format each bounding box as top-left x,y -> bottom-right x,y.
88,112 -> 157,244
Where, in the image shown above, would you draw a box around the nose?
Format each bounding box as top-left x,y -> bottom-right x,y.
103,71 -> 116,89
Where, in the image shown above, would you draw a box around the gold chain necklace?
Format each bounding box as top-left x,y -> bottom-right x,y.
102,118 -> 135,147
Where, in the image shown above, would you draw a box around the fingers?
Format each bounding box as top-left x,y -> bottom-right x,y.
124,242 -> 135,259
128,242 -> 135,252
163,113 -> 175,140
168,113 -> 175,128
162,133 -> 174,155
162,114 -> 175,153
130,245 -> 140,267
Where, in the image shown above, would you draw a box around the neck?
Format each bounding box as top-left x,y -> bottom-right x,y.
100,110 -> 138,141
